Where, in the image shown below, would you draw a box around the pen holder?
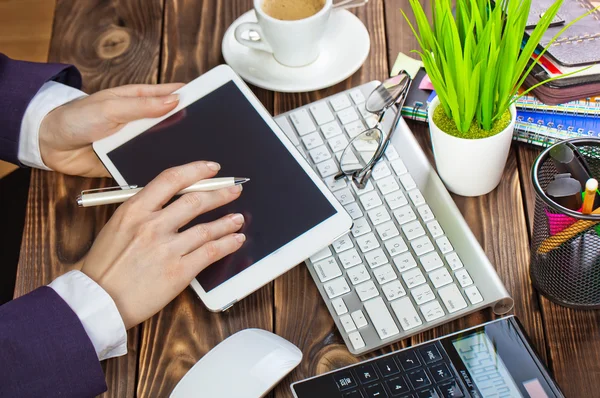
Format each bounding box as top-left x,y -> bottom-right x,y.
530,138 -> 600,309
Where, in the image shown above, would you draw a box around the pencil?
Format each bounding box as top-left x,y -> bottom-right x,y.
538,206 -> 600,254
582,178 -> 598,214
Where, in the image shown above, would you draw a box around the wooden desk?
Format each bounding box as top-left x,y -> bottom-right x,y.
15,0 -> 600,396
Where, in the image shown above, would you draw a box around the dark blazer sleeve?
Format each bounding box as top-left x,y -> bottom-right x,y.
0,53 -> 82,164
0,286 -> 107,397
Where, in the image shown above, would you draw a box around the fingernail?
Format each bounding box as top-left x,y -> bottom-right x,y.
229,185 -> 242,194
163,94 -> 179,104
206,162 -> 221,171
235,233 -> 246,243
231,213 -> 244,225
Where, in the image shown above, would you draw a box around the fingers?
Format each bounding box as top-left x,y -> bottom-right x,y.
175,213 -> 244,255
101,93 -> 181,123
103,83 -> 185,98
160,185 -> 243,229
131,161 -> 221,211
180,233 -> 246,278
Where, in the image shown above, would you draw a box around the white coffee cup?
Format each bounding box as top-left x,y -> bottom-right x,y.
234,0 -> 333,67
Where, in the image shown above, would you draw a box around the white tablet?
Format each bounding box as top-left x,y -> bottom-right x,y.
93,65 -> 352,312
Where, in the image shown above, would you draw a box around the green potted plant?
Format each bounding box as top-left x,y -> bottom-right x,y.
402,0 -> 577,196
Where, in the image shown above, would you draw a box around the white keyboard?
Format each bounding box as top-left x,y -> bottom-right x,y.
274,81 -> 514,355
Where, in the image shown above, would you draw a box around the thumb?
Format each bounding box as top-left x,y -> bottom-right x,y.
103,94 -> 180,124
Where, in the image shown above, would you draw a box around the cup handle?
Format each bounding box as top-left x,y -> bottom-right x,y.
234,22 -> 273,53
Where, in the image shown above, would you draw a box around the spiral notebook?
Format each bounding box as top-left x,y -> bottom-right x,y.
514,110 -> 600,147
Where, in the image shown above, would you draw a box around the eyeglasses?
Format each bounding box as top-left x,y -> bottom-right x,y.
335,71 -> 412,189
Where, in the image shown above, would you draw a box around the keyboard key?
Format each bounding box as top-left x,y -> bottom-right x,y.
302,131 -> 324,150
328,134 -> 349,153
345,119 -> 366,138
402,268 -> 426,288
345,202 -> 364,220
351,179 -> 374,194
351,310 -> 368,328
411,236 -> 434,256
430,363 -> 452,383
409,189 -> 426,206
330,94 -> 352,111
419,251 -> 444,272
402,220 -> 425,241
356,232 -> 380,252
385,145 -> 399,161
418,344 -> 443,364
352,217 -> 371,237
373,264 -> 397,284
411,284 -> 435,305
368,206 -> 392,225
418,389 -> 440,398
436,236 -> 453,254
364,383 -> 388,398
390,159 -> 407,175
348,331 -> 366,350
340,313 -> 357,333
420,300 -> 445,322
360,190 -> 383,210
371,162 -> 392,180
338,107 -> 360,125
385,190 -> 408,209
314,257 -> 342,282
396,349 -> 421,371
386,376 -> 409,396
343,390 -> 363,398
407,368 -> 431,389
275,116 -> 300,146
393,251 -> 417,272
324,277 -> 351,298
439,381 -> 464,398
321,120 -> 343,139
335,371 -> 358,391
426,220 -> 444,238
347,264 -> 370,285
399,174 -> 417,190
429,268 -> 453,289
331,297 -> 348,315
377,357 -> 400,377
464,285 -> 484,304
364,296 -> 400,339
333,234 -> 354,253
339,248 -> 362,269
365,248 -> 388,269
417,205 -> 434,222
391,296 -> 423,331
309,145 -> 332,164
385,236 -> 409,257
317,158 -> 338,178
309,102 -> 335,125
325,175 -> 347,192
382,280 -> 406,301
290,108 -> 316,136
455,269 -> 474,287
350,89 -> 366,104
356,280 -> 379,301
376,176 -> 400,195
334,188 -> 356,206
393,206 -> 417,225
376,221 -> 400,241
309,246 -> 332,262
445,252 -> 463,270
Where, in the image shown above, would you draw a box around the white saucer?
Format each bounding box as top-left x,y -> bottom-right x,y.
222,10 -> 370,93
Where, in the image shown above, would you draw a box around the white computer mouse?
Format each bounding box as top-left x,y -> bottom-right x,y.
170,328 -> 303,398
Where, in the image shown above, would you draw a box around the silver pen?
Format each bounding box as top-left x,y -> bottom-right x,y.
77,177 -> 250,207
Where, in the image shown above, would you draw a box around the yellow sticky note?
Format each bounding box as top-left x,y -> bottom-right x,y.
391,52 -> 423,79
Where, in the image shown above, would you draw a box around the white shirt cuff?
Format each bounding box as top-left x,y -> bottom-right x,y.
18,81 -> 87,169
49,270 -> 128,361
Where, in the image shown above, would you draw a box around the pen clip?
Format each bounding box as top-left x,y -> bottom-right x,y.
80,185 -> 138,195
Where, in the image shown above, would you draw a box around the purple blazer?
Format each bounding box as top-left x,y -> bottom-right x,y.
0,54 -> 107,397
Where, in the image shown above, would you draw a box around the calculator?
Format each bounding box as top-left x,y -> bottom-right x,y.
290,316 -> 563,398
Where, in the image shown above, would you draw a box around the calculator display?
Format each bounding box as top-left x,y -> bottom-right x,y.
452,332 -> 521,397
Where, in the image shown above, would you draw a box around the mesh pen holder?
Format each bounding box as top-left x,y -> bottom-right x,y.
531,138 -> 600,309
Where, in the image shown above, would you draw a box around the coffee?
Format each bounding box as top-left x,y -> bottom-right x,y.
262,0 -> 325,21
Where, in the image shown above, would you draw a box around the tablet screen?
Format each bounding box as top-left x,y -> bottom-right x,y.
107,81 -> 337,292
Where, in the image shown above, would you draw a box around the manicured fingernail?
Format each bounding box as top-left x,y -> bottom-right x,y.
231,213 -> 244,225
229,185 -> 242,193
163,94 -> 179,104
206,162 -> 220,171
235,233 -> 246,243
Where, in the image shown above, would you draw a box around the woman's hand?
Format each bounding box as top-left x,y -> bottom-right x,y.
81,161 -> 244,329
39,83 -> 184,177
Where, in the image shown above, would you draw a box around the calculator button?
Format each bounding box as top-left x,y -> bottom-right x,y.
385,376 -> 409,396
364,383 -> 388,397
396,350 -> 421,371
407,368 -> 431,389
418,344 -> 443,364
429,363 -> 452,383
356,364 -> 379,384
464,285 -> 484,304
417,389 -> 440,398
344,391 -> 364,398
376,357 -> 400,377
335,371 -> 358,390
349,331 -> 366,350
438,381 -> 464,398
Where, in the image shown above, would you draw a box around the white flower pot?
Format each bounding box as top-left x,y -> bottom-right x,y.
427,96 -> 516,197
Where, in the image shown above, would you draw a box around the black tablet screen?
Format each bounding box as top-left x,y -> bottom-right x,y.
107,81 -> 336,292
